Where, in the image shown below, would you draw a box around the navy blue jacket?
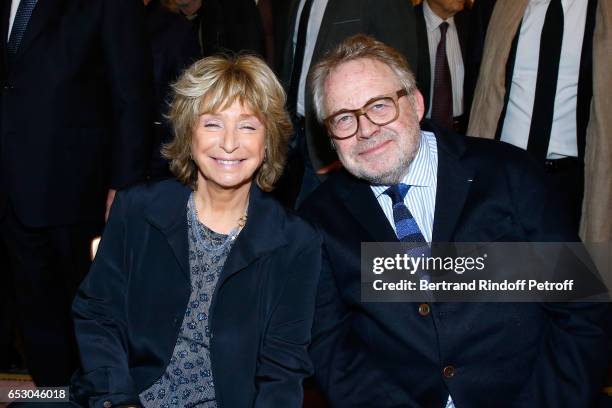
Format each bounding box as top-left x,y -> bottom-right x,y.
71,179 -> 321,407
299,124 -> 610,407
0,0 -> 153,227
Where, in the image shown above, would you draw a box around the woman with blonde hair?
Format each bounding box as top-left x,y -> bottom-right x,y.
71,54 -> 321,407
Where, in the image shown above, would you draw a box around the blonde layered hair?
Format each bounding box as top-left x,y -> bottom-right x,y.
163,54 -> 292,191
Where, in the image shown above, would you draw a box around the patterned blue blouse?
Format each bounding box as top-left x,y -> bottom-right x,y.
140,194 -> 235,407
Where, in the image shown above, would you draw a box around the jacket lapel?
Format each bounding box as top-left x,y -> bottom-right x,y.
1,0 -> 10,71
455,9 -> 469,67
144,181 -> 289,286
11,0 -> 65,62
281,0 -> 305,85
217,184 -> 287,288
332,124 -> 474,243
414,4 -> 431,112
310,0 -> 335,65
336,171 -> 398,243
429,123 -> 474,242
145,181 -> 192,280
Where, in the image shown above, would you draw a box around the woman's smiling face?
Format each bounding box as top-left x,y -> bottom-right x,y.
191,100 -> 265,191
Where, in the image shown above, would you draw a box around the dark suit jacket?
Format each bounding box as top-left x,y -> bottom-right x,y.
279,0 -> 419,174
71,180 -> 321,408
0,0 -> 153,227
415,3 -> 471,129
146,0 -> 200,178
194,0 -> 265,58
299,124 -> 610,407
271,0 -> 293,73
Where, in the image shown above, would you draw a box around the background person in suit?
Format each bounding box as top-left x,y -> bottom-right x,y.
174,0 -> 265,58
415,0 -> 470,133
144,0 -> 200,179
0,0 -> 153,386
256,0 -> 276,67
468,0 -> 610,242
71,55 -> 321,408
300,35 -> 610,407
274,0 -> 419,208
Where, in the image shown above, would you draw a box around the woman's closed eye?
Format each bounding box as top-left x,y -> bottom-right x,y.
203,119 -> 223,129
239,124 -> 257,131
238,119 -> 262,132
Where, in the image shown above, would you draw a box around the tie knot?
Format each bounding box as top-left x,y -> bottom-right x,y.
439,21 -> 449,35
384,184 -> 410,205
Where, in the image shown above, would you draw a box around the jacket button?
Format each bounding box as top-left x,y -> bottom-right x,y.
103,401 -> 112,408
418,303 -> 430,316
442,365 -> 455,378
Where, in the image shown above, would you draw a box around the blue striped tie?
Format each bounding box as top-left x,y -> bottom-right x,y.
7,0 -> 38,57
385,184 -> 432,297
384,184 -> 427,243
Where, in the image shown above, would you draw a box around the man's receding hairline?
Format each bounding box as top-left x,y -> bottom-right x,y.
322,57 -> 404,100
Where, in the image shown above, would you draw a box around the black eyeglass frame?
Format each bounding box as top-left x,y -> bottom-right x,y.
323,89 -> 409,140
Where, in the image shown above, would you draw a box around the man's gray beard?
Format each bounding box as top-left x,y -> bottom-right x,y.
347,126 -> 420,186
352,154 -> 412,186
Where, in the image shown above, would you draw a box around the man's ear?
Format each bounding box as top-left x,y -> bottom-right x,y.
413,89 -> 426,122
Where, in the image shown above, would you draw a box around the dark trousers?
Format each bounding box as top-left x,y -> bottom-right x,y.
544,157 -> 585,236
0,204 -> 101,386
0,238 -> 20,369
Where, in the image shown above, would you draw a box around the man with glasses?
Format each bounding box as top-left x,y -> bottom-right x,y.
299,34 -> 609,407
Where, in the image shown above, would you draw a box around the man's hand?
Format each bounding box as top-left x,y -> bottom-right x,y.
105,189 -> 117,222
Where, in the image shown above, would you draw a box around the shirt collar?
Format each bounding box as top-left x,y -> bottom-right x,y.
423,0 -> 456,33
371,131 -> 436,199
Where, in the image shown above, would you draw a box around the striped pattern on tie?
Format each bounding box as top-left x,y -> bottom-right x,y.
7,0 -> 38,55
372,131 -> 438,242
384,184 -> 427,243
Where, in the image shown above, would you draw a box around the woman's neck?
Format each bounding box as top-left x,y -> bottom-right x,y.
193,181 -> 250,235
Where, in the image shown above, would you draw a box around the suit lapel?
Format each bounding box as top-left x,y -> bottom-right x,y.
415,4 -> 431,112
336,125 -> 475,244
310,0 -> 335,65
281,0 -> 305,85
145,182 -> 288,286
12,0 -> 65,62
454,9 -> 469,67
429,124 -> 474,242
336,171 -> 398,243
217,184 -> 287,288
1,0 -> 11,71
145,181 -> 192,281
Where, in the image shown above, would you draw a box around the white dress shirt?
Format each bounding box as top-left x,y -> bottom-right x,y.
292,0 -> 329,116
371,131 -> 438,243
423,0 -> 464,118
500,0 -> 588,159
8,0 -> 22,39
372,130 -> 454,408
